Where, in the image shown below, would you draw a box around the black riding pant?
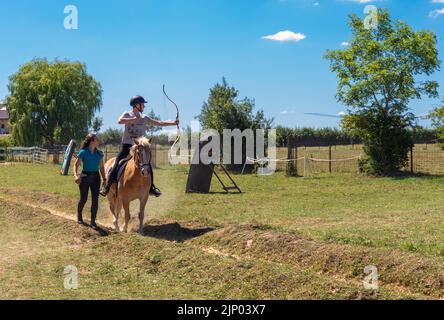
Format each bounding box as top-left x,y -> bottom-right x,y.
106,144 -> 155,189
78,172 -> 101,223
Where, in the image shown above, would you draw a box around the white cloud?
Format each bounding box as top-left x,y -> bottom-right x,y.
341,42 -> 350,46
429,0 -> 444,18
429,8 -> 444,18
262,30 -> 306,43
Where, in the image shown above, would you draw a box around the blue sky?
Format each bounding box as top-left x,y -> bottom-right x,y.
0,0 -> 443,131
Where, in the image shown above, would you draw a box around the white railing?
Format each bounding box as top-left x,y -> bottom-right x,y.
7,147 -> 48,164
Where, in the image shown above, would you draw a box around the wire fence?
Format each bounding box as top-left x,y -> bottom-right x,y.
409,144 -> 444,175
280,143 -> 444,176
2,147 -> 48,164
2,142 -> 444,176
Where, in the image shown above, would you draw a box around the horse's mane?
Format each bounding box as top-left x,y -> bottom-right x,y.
120,137 -> 151,165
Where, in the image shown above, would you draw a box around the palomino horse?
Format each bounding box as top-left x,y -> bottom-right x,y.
104,137 -> 152,234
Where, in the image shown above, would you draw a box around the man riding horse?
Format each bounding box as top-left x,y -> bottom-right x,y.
100,95 -> 179,197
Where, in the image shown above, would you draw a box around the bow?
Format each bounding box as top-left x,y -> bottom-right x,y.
163,84 -> 180,162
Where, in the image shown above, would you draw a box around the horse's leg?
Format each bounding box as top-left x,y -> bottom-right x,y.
108,185 -> 121,232
138,195 -> 149,235
114,200 -> 123,232
122,200 -> 131,233
107,196 -> 118,232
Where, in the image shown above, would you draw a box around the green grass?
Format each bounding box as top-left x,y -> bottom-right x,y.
0,199 -> 424,300
4,163 -> 444,257
1,163 -> 444,299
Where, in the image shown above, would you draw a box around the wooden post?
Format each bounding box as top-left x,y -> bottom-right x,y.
294,145 -> 298,176
286,136 -> 296,177
53,150 -> 60,165
329,145 -> 332,174
410,145 -> 414,174
152,142 -> 157,168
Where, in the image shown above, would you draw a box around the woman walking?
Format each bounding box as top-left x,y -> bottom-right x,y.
73,133 -> 106,230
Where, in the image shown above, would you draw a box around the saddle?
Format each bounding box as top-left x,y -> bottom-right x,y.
108,156 -> 152,189
116,160 -> 129,183
106,158 -> 129,185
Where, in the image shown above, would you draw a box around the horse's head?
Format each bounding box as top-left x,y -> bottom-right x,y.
131,137 -> 152,177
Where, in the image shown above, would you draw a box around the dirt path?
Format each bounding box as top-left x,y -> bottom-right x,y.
0,193 -> 114,229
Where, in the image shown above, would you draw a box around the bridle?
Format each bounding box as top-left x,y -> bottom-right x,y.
135,144 -> 151,176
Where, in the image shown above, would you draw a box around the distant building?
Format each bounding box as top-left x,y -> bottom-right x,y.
0,102 -> 9,135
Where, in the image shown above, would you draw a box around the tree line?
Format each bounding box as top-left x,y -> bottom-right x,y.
274,126 -> 439,148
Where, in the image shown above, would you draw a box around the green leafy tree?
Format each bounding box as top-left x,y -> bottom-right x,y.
147,109 -> 161,136
7,59 -> 102,146
0,135 -> 15,147
428,101 -> 444,147
91,117 -> 103,133
100,128 -> 123,145
198,78 -> 272,133
325,9 -> 440,175
198,78 -> 273,171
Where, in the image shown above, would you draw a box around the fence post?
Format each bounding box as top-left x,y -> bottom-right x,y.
152,142 -> 157,168
294,145 -> 298,176
286,136 -> 297,177
329,145 -> 332,174
410,145 -> 414,174
53,149 -> 60,165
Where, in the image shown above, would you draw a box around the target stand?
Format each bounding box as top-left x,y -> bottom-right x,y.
185,136 -> 241,194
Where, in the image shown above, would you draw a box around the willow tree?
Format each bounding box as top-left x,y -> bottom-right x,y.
7,59 -> 102,146
325,9 -> 440,175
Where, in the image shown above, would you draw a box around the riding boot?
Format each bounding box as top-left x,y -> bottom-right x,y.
148,165 -> 161,197
100,181 -> 111,197
100,171 -> 114,196
150,184 -> 162,197
90,213 -> 97,229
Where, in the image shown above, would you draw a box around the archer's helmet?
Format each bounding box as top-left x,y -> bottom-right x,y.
130,96 -> 148,107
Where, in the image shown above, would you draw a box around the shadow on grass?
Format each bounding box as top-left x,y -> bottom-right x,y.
208,191 -> 244,195
142,223 -> 215,243
80,222 -> 112,237
389,171 -> 444,180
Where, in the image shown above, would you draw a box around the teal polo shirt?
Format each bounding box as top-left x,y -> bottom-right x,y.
78,148 -> 104,172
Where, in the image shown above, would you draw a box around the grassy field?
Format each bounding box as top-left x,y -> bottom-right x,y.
0,163 -> 444,299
